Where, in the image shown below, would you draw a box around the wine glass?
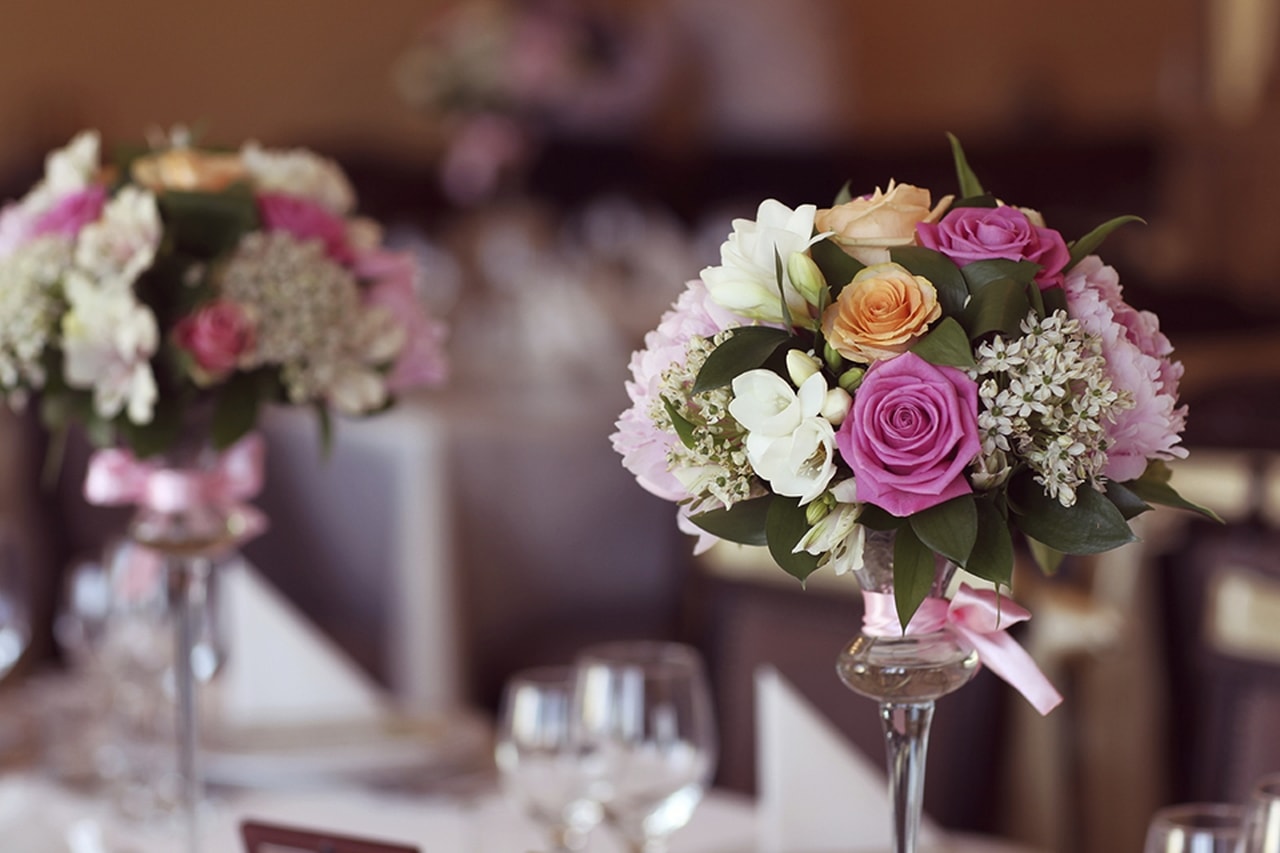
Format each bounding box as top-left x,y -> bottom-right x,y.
573,641 -> 717,853
1145,803 -> 1246,853
0,520 -> 30,683
1243,773 -> 1280,853
495,666 -> 604,852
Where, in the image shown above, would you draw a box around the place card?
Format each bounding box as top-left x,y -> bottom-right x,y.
241,820 -> 419,853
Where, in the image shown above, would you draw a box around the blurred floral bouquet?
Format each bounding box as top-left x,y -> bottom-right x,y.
0,129 -> 448,458
614,137 -> 1214,627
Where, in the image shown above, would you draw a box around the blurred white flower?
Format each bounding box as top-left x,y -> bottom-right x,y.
74,186 -> 161,285
240,142 -> 356,215
61,270 -> 158,424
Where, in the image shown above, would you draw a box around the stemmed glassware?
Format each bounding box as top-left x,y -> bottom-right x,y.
0,521 -> 30,686
572,641 -> 717,853
1243,773 -> 1280,853
495,666 -> 604,852
1145,803 -> 1246,853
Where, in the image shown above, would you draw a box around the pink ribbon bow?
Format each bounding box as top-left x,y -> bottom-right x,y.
83,434 -> 268,545
862,583 -> 1063,715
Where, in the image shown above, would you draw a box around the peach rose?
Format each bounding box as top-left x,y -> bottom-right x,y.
132,149 -> 247,193
822,263 -> 941,363
814,181 -> 952,265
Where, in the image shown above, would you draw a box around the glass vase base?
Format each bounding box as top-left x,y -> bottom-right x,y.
836,631 -> 980,703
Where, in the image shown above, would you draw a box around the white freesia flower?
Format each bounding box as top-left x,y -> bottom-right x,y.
731,370 -> 836,504
729,369 -> 827,437
240,142 -> 356,214
746,416 -> 837,504
700,199 -> 824,324
74,186 -> 161,285
794,502 -> 865,575
61,271 -> 158,424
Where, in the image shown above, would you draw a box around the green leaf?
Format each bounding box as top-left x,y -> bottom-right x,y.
1026,536 -> 1065,575
1010,476 -> 1138,554
159,184 -> 259,257
947,132 -> 985,198
890,246 -> 969,318
692,326 -> 792,393
967,497 -> 1014,587
1105,480 -> 1152,520
1026,279 -> 1047,319
833,180 -> 853,206
117,401 -> 185,459
1066,215 -> 1145,272
211,373 -> 264,450
1043,287 -> 1067,318
910,316 -> 977,368
810,237 -> 865,299
1124,461 -> 1223,522
961,259 -> 1041,290
662,397 -> 698,450
951,193 -> 999,209
909,494 -> 977,565
960,278 -> 1031,339
767,496 -> 822,582
690,496 -> 772,546
893,526 -> 936,629
857,503 -> 905,531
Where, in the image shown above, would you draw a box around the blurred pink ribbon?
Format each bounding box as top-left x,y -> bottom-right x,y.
862,583 -> 1063,715
83,434 -> 268,544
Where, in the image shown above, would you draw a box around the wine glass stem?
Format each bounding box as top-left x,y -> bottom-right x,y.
881,700 -> 935,853
168,558 -> 207,853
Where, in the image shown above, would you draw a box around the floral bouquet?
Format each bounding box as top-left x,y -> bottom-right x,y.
0,129 -> 448,461
614,136 -> 1214,630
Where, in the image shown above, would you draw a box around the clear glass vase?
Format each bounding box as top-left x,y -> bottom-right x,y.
835,529 -> 980,853
119,436 -> 252,853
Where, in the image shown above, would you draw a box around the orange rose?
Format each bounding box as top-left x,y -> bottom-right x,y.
131,148 -> 247,192
814,181 -> 952,265
822,263 -> 941,363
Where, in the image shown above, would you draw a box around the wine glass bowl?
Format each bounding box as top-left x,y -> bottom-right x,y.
573,641 -> 717,853
1145,803 -> 1246,853
1243,773 -> 1280,853
495,665 -> 603,852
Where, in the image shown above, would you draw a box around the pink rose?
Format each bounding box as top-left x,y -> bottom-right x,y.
836,351 -> 981,516
257,192 -> 353,264
31,185 -> 107,239
915,206 -> 1070,289
173,300 -> 256,381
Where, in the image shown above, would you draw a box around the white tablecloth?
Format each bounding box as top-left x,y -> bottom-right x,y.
0,775 -> 1033,853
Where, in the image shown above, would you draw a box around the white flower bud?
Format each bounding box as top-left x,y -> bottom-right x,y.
786,349 -> 821,387
821,387 -> 852,425
787,250 -> 827,309
837,366 -> 865,393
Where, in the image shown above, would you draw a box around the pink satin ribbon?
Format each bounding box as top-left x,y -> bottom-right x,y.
83,434 -> 268,544
862,583 -> 1064,715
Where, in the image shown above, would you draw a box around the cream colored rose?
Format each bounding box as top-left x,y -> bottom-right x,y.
132,149 -> 247,193
821,262 -> 941,363
814,181 -> 953,265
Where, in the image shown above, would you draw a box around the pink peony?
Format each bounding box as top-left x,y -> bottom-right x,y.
612,279 -> 738,505
837,351 -> 981,517
258,192 -> 354,264
356,249 -> 449,391
916,206 -> 1070,289
30,185 -> 107,240
1064,256 -> 1187,481
173,300 -> 255,381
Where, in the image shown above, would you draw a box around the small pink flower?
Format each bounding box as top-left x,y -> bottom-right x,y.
356,249 -> 449,391
173,300 -> 256,382
836,351 -> 981,517
257,192 -> 353,264
916,206 -> 1070,289
31,185 -> 107,239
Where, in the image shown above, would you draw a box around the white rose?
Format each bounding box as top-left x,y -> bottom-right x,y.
700,199 -> 823,324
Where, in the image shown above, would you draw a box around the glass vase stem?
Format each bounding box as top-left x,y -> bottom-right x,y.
881,701 -> 935,853
166,557 -> 210,853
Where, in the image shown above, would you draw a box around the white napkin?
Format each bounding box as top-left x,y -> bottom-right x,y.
755,666 -> 942,853
215,559 -> 389,727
